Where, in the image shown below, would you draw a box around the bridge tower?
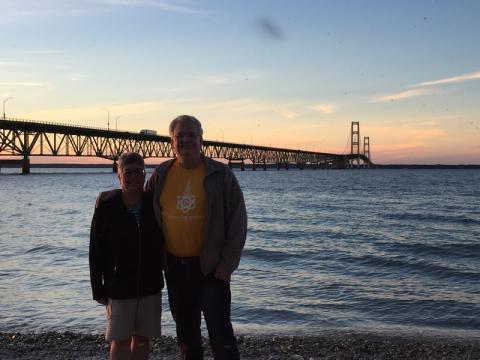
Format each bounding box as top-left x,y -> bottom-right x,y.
363,136 -> 370,166
351,121 -> 360,167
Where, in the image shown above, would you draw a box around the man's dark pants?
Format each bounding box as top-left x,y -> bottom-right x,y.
165,254 -> 239,360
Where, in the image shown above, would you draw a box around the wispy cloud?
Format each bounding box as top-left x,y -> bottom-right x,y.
0,60 -> 32,67
372,70 -> 480,103
21,100 -> 167,124
18,49 -> 66,55
103,0 -> 210,14
412,71 -> 480,87
197,70 -> 262,85
65,74 -> 89,81
197,75 -> 232,85
0,0 -> 209,20
409,128 -> 448,141
279,110 -> 297,119
0,50 -> 67,70
0,1 -> 94,19
312,104 -> 335,114
372,88 -> 440,103
0,81 -> 46,87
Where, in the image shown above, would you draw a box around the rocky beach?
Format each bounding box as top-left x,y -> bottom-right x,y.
1,331 -> 479,359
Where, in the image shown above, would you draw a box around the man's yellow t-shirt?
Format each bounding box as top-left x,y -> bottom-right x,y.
160,160 -> 206,257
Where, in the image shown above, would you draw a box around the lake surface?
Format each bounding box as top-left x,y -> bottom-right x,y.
0,167 -> 479,338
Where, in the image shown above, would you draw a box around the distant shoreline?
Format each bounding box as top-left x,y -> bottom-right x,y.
373,164 -> 480,169
1,163 -> 480,169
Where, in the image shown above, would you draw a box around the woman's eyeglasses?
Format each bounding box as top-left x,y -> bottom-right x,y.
122,168 -> 145,176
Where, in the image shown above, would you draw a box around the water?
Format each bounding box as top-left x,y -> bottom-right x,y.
1,168 -> 479,338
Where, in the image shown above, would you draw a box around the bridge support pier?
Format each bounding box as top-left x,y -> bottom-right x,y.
252,163 -> 256,171
21,131 -> 31,174
22,157 -> 30,175
240,160 -> 245,171
112,160 -> 118,173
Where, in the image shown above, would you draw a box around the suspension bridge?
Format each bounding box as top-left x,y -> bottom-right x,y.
0,118 -> 372,174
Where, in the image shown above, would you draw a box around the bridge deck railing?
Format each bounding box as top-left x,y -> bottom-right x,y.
2,117 -> 129,133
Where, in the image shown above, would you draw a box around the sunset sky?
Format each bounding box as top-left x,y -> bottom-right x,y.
1,0 -> 479,164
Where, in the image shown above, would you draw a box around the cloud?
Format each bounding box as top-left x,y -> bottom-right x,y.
409,128 -> 448,141
197,70 -> 262,85
0,81 -> 46,87
20,100 -> 167,125
65,74 -> 89,81
0,1 -> 94,19
372,88 -> 439,103
103,0 -> 210,14
197,75 -> 231,85
18,49 -> 66,55
363,125 -> 449,163
412,71 -> 480,87
0,0 -> 209,20
312,104 -> 335,114
186,97 -> 275,113
372,70 -> 480,103
279,110 -> 297,119
0,60 -> 32,67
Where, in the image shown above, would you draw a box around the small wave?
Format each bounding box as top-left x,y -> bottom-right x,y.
241,306 -> 313,323
243,247 -> 294,263
24,244 -> 80,257
341,252 -> 480,282
248,227 -> 312,240
61,210 -> 81,215
354,296 -> 480,330
25,245 -> 55,254
390,241 -> 480,260
382,212 -> 480,226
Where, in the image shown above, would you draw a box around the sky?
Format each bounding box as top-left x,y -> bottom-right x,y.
1,0 -> 479,164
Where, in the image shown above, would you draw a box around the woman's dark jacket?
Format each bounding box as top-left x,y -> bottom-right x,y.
89,189 -> 164,301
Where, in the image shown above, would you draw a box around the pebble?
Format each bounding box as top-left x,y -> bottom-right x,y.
1,331 -> 479,359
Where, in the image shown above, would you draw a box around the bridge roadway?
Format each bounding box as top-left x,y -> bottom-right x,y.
0,118 -> 372,174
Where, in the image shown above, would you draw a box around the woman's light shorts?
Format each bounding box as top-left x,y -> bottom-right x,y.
106,291 -> 162,342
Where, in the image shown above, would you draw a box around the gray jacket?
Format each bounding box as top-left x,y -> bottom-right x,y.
145,157 -> 247,275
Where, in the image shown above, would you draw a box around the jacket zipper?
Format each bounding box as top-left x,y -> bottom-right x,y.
134,213 -> 142,331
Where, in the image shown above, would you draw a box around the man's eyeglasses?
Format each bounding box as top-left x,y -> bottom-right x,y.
122,169 -> 145,176
173,132 -> 199,140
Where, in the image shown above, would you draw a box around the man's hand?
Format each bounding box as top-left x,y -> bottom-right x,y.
214,265 -> 231,282
96,297 -> 108,306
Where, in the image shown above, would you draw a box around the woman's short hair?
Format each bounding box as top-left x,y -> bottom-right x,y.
169,115 -> 203,137
118,152 -> 145,171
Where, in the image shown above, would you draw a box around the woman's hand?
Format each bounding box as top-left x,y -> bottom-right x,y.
96,297 -> 108,306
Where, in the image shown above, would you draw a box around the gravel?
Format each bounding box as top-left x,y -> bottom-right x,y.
1,331 -> 479,359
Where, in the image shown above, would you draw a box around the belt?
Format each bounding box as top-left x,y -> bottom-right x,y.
167,253 -> 200,265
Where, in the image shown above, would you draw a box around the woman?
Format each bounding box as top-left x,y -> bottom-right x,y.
89,152 -> 164,360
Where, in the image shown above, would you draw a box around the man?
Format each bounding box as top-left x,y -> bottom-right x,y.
145,115 -> 247,359
90,152 -> 164,360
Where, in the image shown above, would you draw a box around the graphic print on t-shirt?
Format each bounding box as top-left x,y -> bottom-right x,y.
160,162 -> 206,256
176,180 -> 196,214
